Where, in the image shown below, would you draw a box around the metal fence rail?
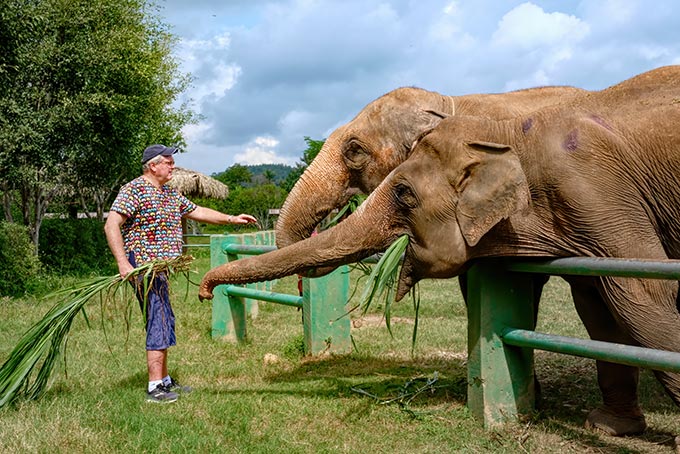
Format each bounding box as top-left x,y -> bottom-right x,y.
209,232 -> 351,356
467,257 -> 680,428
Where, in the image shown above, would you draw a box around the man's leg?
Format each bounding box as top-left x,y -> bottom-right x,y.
147,349 -> 167,382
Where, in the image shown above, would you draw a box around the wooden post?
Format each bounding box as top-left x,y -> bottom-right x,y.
466,260 -> 535,428
302,265 -> 352,355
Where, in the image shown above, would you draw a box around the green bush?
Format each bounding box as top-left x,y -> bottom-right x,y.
39,218 -> 116,275
0,221 -> 42,297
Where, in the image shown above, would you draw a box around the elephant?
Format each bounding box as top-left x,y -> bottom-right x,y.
200,65 -> 680,436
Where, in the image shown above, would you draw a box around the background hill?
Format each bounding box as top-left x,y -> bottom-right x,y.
247,164 -> 295,185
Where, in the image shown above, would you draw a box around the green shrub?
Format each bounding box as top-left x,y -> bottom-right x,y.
0,221 -> 42,297
38,218 -> 116,275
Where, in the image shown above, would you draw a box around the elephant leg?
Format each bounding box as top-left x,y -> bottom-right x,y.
602,276 -> 680,404
569,279 -> 647,436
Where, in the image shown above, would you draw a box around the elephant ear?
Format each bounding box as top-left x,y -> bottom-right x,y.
455,141 -> 530,246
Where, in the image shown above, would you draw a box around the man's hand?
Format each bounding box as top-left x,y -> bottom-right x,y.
231,213 -> 258,224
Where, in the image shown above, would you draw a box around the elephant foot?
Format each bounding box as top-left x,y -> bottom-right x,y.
584,407 -> 647,436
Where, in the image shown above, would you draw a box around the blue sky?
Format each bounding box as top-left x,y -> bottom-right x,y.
156,0 -> 680,175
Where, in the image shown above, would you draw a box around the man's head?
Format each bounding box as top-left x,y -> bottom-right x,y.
141,144 -> 178,164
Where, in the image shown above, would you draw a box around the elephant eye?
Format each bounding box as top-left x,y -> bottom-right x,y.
394,182 -> 418,209
343,141 -> 370,170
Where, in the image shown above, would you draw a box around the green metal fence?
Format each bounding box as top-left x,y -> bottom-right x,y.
209,231 -> 352,356
467,257 -> 680,428
209,233 -> 680,427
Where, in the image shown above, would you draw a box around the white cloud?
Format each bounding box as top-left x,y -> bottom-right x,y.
194,62 -> 241,100
492,3 -> 589,49
233,136 -> 295,165
278,110 -> 313,136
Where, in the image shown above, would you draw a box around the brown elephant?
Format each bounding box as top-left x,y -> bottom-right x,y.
200,65 -> 680,436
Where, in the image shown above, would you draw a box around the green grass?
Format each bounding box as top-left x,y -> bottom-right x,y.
0,250 -> 678,453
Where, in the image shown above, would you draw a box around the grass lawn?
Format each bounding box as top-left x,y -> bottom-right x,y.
0,248 -> 678,453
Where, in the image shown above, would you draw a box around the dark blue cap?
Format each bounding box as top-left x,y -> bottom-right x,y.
141,144 -> 178,164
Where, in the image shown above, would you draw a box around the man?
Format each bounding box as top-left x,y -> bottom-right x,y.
104,144 -> 257,403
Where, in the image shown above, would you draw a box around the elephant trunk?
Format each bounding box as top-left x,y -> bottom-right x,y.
200,187 -> 401,301
275,128 -> 352,249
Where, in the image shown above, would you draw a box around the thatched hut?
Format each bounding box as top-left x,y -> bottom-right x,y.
167,167 -> 230,247
167,166 -> 229,200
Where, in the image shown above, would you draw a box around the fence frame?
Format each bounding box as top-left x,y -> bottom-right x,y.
467,257 -> 680,428
209,232 -> 352,356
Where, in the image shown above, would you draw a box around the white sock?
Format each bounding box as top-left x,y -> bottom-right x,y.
148,379 -> 163,393
162,375 -> 172,386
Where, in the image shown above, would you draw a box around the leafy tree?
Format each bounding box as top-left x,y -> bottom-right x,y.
246,164 -> 292,186
262,169 -> 276,184
0,0 -> 194,247
214,164 -> 253,189
224,184 -> 288,230
0,221 -> 41,297
282,136 -> 325,192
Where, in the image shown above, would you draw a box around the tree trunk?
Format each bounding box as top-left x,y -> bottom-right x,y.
1,183 -> 14,222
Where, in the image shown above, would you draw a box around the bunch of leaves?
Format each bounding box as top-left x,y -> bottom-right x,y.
349,235 -> 421,352
0,255 -> 194,408
320,194 -> 367,229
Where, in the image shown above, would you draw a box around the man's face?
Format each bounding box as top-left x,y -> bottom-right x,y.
150,157 -> 175,182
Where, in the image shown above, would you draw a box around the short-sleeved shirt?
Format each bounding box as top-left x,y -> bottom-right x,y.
110,176 -> 197,264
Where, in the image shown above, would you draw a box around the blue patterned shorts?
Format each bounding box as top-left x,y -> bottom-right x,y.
129,253 -> 176,350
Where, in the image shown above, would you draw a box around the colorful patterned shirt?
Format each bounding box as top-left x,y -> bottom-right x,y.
110,176 -> 197,264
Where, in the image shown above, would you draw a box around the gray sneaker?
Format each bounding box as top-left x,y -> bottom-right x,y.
167,378 -> 192,394
146,384 -> 179,403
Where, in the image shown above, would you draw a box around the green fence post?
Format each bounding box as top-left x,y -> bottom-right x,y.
255,231 -> 274,291
302,265 -> 352,355
241,233 -> 260,319
210,234 -> 247,342
466,260 -> 536,428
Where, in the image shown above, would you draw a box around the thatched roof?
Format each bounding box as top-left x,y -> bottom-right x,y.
168,167 -> 229,199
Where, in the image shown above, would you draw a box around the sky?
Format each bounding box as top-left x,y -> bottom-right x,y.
156,0 -> 680,175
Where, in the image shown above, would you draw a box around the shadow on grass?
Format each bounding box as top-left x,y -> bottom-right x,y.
216,351 -> 678,452
211,354 -> 469,411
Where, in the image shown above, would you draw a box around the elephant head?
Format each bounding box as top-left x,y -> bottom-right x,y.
275,85 -> 585,250
275,87 -> 453,250
200,115 -> 531,302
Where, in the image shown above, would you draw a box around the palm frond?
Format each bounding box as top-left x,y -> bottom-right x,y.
321,194 -> 366,229
0,255 -> 194,409
348,235 -> 423,352
348,235 -> 409,334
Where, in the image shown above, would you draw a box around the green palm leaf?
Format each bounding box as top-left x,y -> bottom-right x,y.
349,235 -> 422,353
0,255 -> 194,408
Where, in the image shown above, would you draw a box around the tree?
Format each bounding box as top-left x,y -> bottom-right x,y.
224,184 -> 288,230
0,0 -> 194,247
282,136 -> 325,192
263,169 -> 276,184
214,164 -> 253,189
